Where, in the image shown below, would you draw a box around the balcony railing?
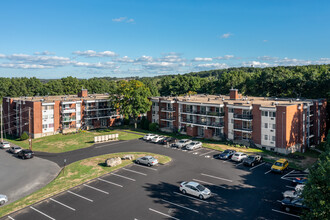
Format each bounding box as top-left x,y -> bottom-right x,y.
233,125 -> 252,132
161,107 -> 175,112
62,107 -> 75,113
84,106 -> 111,111
62,117 -> 76,122
233,114 -> 253,120
160,117 -> 175,121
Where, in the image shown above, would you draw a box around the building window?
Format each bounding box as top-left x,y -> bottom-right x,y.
271,112 -> 276,117
231,119 -> 234,123
43,115 -> 48,120
228,108 -> 234,113
262,111 -> 268,116
49,123 -> 54,128
272,124 -> 276,129
272,136 -> 276,141
43,124 -> 47,129
264,135 -> 268,140
264,123 -> 268,128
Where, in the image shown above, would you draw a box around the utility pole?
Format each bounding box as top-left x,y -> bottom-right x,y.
29,107 -> 32,151
1,104 -> 3,143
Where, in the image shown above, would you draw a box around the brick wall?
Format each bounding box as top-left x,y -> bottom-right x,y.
252,104 -> 261,145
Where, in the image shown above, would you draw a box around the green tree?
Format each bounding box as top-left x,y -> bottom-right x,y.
302,132 -> 330,220
110,80 -> 152,129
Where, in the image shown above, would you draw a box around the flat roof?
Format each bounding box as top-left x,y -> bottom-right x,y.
151,94 -> 315,108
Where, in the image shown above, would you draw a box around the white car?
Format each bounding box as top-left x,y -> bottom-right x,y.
231,152 -> 248,162
143,134 -> 157,141
185,141 -> 202,150
0,194 -> 8,206
179,181 -> 211,199
0,142 -> 10,149
295,184 -> 305,192
9,146 -> 22,154
283,190 -> 301,199
150,136 -> 165,143
136,156 -> 158,167
172,139 -> 192,148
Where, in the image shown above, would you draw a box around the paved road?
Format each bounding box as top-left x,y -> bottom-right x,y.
2,140 -> 304,220
0,149 -> 60,205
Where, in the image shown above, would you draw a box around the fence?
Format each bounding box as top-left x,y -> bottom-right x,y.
94,134 -> 119,143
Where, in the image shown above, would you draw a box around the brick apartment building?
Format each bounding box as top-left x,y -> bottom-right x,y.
2,89 -> 120,138
147,89 -> 327,154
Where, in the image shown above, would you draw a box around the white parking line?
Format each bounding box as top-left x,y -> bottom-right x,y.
161,199 -> 199,213
67,190 -> 93,202
199,150 -> 215,156
83,184 -> 109,194
133,164 -> 157,171
95,140 -> 129,148
188,148 -> 203,153
236,162 -> 243,167
281,170 -> 295,179
284,173 -> 308,176
201,173 -> 233,182
122,168 -> 147,176
192,178 -> 226,189
173,192 -> 209,204
249,162 -> 266,170
223,160 -> 228,163
149,208 -> 179,220
112,173 -> 136,181
271,209 -> 300,218
264,170 -> 272,174
30,207 -> 55,220
285,185 -> 296,189
50,198 -> 76,211
7,216 -> 14,220
98,178 -> 123,187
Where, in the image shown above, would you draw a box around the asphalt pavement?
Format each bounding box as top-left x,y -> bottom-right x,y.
1,139 -> 306,220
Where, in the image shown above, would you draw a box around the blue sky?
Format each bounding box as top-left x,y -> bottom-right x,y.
0,0 -> 329,78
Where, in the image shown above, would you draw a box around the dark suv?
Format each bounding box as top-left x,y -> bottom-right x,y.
160,137 -> 178,145
243,155 -> 263,167
17,149 -> 34,159
281,198 -> 309,213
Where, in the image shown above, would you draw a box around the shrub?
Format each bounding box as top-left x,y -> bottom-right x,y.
20,132 -> 29,141
149,123 -> 158,132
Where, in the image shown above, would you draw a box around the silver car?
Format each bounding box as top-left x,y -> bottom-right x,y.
0,142 -> 10,149
9,146 -> 22,154
283,190 -> 301,199
143,134 -> 157,141
185,141 -> 202,150
0,194 -> 8,206
179,181 -> 211,199
172,139 -> 192,148
136,156 -> 158,167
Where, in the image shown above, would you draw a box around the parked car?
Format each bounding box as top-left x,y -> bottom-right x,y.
216,150 -> 236,160
172,139 -> 192,148
185,141 -> 202,150
179,181 -> 211,200
271,158 -> 289,173
17,149 -> 34,159
0,194 -> 8,206
135,156 -> 158,167
281,198 -> 309,213
243,155 -> 263,167
0,142 -> 10,149
143,134 -> 157,141
292,177 -> 308,185
231,152 -> 248,162
150,136 -> 165,143
295,184 -> 305,192
160,137 -> 178,145
282,190 -> 302,199
9,146 -> 22,154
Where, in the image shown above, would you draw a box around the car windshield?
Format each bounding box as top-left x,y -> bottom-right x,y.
196,184 -> 205,191
223,150 -> 230,153
247,156 -> 254,160
274,162 -> 283,166
178,140 -> 185,143
234,153 -> 239,156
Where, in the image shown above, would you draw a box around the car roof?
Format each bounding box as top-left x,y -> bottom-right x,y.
186,181 -> 200,187
144,156 -> 154,159
276,158 -> 287,163
235,152 -> 245,155
181,139 -> 189,141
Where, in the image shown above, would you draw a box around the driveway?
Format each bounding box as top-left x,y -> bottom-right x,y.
2,139 -> 302,220
0,149 -> 60,205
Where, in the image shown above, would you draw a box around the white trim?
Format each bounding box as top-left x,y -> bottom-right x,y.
61,101 -> 76,105
259,107 -> 276,111
177,101 -> 223,107
226,105 -> 252,110
42,103 -> 55,106
159,100 -> 175,104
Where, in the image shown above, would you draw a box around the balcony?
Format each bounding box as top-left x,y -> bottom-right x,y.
62,117 -> 76,122
233,114 -> 253,120
62,107 -> 75,113
207,112 -> 225,117
161,107 -> 175,112
84,113 -> 113,119
233,125 -> 253,132
181,119 -> 224,128
160,117 -> 175,121
84,106 -> 112,111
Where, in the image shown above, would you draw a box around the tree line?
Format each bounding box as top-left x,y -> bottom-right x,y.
0,64 -> 329,101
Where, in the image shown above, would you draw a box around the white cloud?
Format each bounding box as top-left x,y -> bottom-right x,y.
0,63 -> 53,69
34,51 -> 55,55
0,54 -> 5,58
242,61 -> 271,68
195,63 -> 229,70
73,61 -> 118,69
113,56 -> 134,63
135,55 -> 153,62
192,57 -> 213,62
143,62 -> 186,70
257,56 -> 278,61
220,33 -> 233,39
6,54 -> 72,66
213,55 -> 236,60
112,17 -> 135,23
157,54 -> 185,63
73,50 -> 118,57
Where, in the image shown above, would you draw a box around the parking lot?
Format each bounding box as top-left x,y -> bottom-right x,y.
2,139 -> 308,220
0,147 -> 60,205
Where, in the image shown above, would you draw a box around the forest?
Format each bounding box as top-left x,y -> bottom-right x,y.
0,64 -> 329,101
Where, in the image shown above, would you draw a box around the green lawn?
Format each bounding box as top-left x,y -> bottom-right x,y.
0,152 -> 171,218
5,129 -> 143,153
